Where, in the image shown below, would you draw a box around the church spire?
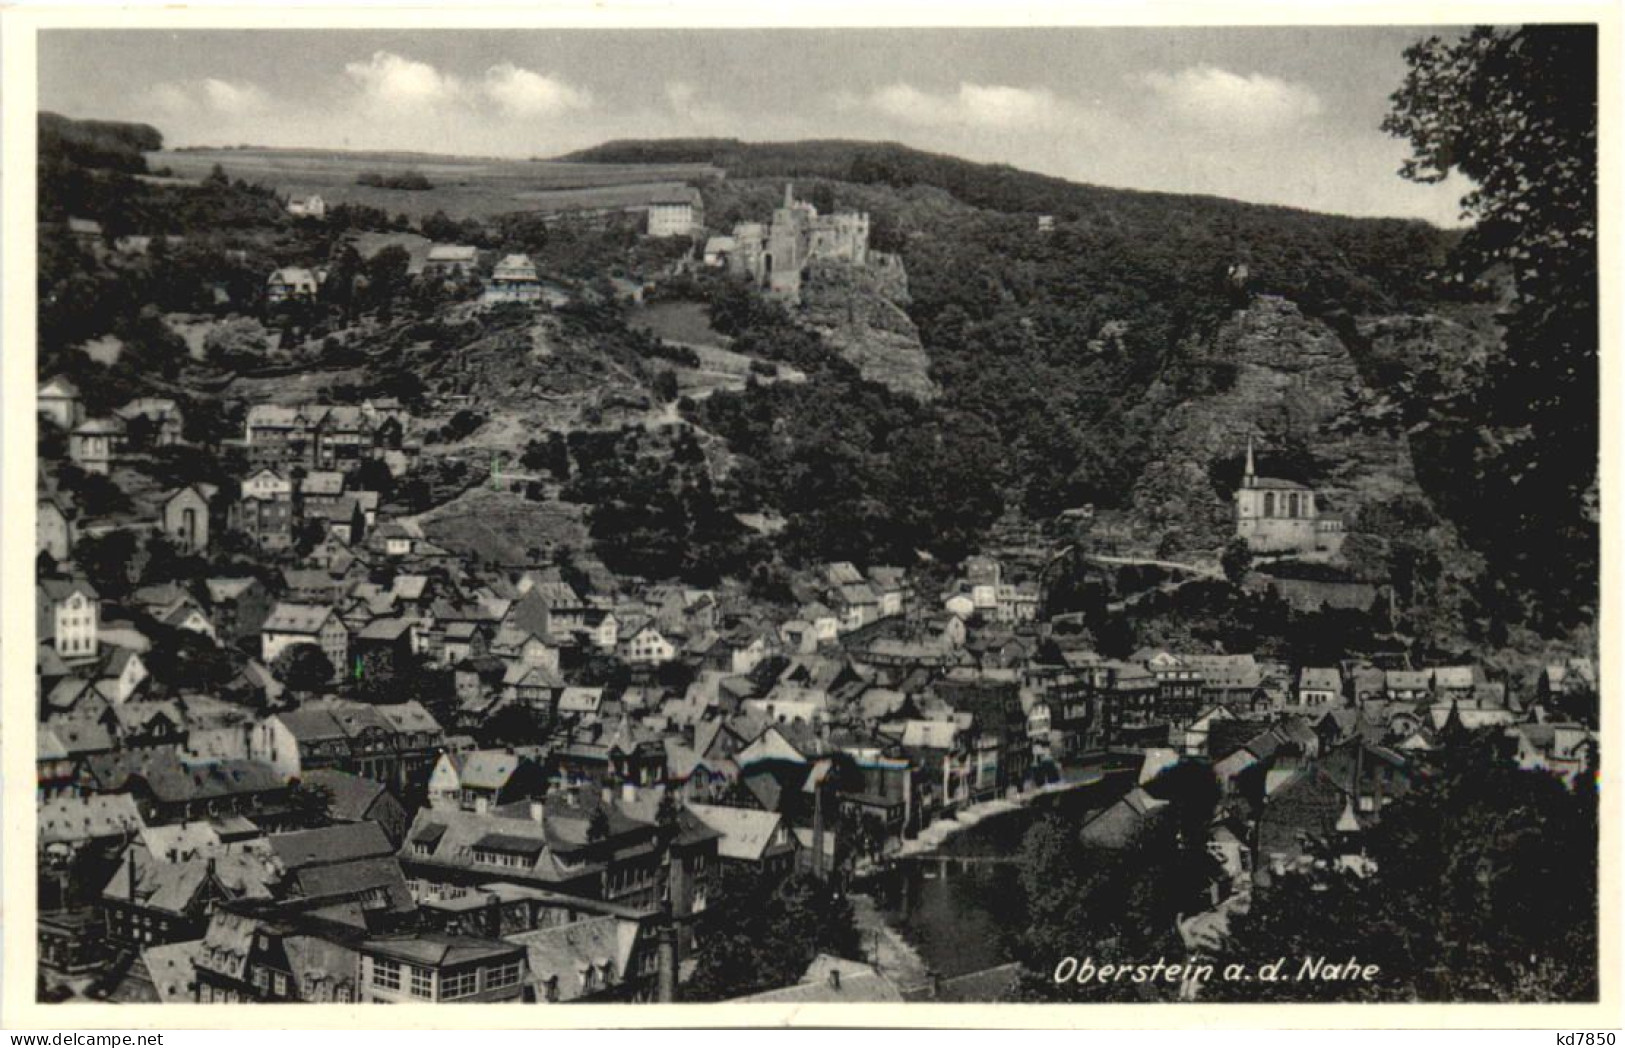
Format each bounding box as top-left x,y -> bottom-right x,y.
1244,436 -> 1256,488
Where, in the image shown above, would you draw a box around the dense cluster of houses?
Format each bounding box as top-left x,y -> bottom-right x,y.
35,358 -> 1600,1004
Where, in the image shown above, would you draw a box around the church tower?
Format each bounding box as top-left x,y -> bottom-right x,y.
1243,436 -> 1257,489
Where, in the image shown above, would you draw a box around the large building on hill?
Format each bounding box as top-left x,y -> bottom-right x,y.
1234,439 -> 1345,555
718,184 -> 871,303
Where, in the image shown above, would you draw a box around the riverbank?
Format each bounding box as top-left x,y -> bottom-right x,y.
855,768 -> 1111,877
850,892 -> 932,992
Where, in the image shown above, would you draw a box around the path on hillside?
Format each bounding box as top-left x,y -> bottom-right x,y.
1087,552 -> 1224,579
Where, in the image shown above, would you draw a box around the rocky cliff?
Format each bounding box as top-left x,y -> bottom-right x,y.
1129,295 -> 1443,550
798,255 -> 938,401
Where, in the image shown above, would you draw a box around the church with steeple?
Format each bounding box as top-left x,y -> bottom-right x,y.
1234,437 -> 1345,555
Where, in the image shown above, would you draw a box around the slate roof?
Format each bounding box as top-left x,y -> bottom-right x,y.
1249,475 -> 1310,491
281,934 -> 361,998
41,716 -> 116,757
454,750 -> 525,791
263,602 -> 339,635
357,617 -> 414,641
1182,654 -> 1263,690
473,832 -> 549,857
557,686 -> 605,714
1298,667 -> 1342,693
363,933 -> 522,968
82,750 -> 284,804
139,821 -> 224,861
1431,665 -> 1478,690
900,719 -> 960,750
141,940 -> 205,1004
38,793 -> 143,844
103,843 -> 279,912
684,803 -> 788,862
292,856 -> 414,912
269,822 -> 395,871
1385,670 -> 1432,692
300,470 -> 346,497
1079,787 -> 1168,848
198,911 -> 258,980
426,244 -> 478,263
297,769 -> 388,822
399,809 -> 577,884
39,577 -> 98,604
510,916 -> 628,1002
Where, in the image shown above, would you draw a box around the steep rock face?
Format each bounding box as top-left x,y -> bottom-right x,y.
799,256 -> 938,401
1130,295 -> 1427,549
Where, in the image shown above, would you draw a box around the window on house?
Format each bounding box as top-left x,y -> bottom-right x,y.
253,968 -> 269,992
486,962 -> 521,991
440,969 -> 478,999
273,972 -> 287,997
371,958 -> 401,991
409,965 -> 434,999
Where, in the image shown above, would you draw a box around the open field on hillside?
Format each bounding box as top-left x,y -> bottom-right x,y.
414,483 -> 589,565
153,147 -> 722,220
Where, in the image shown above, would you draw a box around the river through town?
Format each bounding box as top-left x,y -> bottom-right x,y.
855,764 -> 1139,980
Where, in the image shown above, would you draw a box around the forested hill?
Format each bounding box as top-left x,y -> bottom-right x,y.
579,137 -> 1580,650
562,137 -> 1457,311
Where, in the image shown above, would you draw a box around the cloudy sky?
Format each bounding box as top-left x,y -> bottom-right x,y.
40,28 -> 1473,224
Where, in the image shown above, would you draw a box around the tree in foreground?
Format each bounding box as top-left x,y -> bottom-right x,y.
684,867 -> 861,1001
1215,735 -> 1597,1001
272,643 -> 335,694
1383,25 -> 1598,632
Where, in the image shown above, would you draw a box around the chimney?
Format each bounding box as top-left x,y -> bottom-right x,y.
656,918 -> 678,1003
827,968 -> 841,991
474,796 -> 489,814
811,776 -> 826,881
529,801 -> 544,824
127,846 -> 138,901
621,782 -> 637,805
486,893 -> 502,938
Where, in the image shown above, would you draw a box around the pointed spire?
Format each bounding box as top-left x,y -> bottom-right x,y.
1244,436 -> 1256,488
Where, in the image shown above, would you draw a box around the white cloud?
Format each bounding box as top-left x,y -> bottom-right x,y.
341,51 -> 592,121
344,51 -> 465,107
1139,65 -> 1324,133
484,62 -> 591,116
144,77 -> 269,117
856,81 -> 1065,131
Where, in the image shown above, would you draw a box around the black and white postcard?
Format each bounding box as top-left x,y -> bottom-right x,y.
2,2 -> 1616,1030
